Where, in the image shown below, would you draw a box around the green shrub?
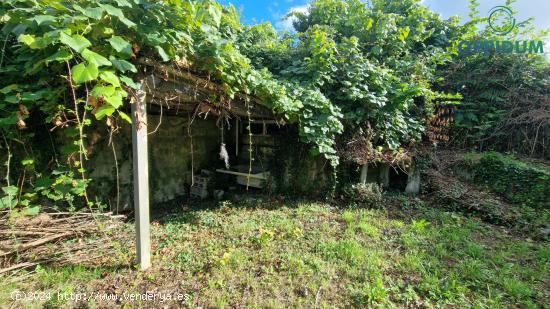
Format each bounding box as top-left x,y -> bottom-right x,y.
464,152 -> 549,208
343,183 -> 383,207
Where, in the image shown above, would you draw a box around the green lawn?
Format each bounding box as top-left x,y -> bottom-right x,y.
1,196 -> 549,308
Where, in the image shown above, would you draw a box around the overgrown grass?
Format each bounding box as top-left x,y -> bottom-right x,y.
1,197 -> 548,308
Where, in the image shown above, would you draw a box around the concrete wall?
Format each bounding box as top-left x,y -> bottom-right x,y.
86,114 -> 220,210
83,114 -> 337,209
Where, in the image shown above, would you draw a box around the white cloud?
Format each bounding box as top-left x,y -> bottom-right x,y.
274,5 -> 309,31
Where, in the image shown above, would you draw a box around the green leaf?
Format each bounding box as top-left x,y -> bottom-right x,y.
60,33 -> 91,53
18,34 -> 48,49
95,105 -> 116,119
110,58 -> 137,73
91,85 -> 116,98
64,127 -> 80,138
18,34 -> 36,46
398,27 -> 410,41
155,46 -> 170,62
118,111 -> 132,123
118,16 -> 136,28
30,15 -> 56,26
114,0 -> 132,7
103,92 -> 124,108
81,49 -> 112,67
21,158 -> 34,166
72,62 -> 99,84
204,4 -> 222,27
45,49 -> 73,64
0,84 -> 19,94
61,144 -> 79,154
21,91 -> 44,101
5,95 -> 19,103
74,5 -> 105,20
99,71 -> 120,87
120,75 -> 140,89
100,4 -> 136,27
0,115 -> 18,126
25,206 -> 41,216
0,196 -> 16,209
35,177 -> 54,190
211,7 -> 222,26
108,36 -> 133,57
2,185 -> 18,196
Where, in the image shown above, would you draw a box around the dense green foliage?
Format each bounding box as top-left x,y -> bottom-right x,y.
242,0 -> 460,159
438,0 -> 549,158
0,0 -> 464,210
0,0 -> 548,211
440,53 -> 549,158
0,0 -> 335,209
464,152 -> 550,208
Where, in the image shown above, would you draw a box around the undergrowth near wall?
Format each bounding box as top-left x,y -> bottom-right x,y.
463,152 -> 549,209
424,151 -> 550,238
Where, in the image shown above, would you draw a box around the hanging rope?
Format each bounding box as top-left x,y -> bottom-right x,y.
219,121 -> 230,169
187,112 -> 195,187
246,102 -> 253,190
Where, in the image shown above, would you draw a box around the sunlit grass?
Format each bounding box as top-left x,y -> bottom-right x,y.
1,197 -> 548,308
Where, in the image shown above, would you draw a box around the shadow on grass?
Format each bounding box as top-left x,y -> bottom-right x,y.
148,192 -> 329,226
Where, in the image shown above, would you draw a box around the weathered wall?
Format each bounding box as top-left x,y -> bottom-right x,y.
86,114 -> 219,210
83,116 -> 337,208
270,130 -> 334,196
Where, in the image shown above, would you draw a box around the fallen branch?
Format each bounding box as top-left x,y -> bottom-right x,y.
0,262 -> 37,275
0,232 -> 71,258
0,211 -> 130,275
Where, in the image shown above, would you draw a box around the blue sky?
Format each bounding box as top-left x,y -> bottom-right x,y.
218,0 -> 550,32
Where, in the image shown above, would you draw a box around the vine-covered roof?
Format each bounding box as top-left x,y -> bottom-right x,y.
1,0 -> 467,168
139,58 -> 276,119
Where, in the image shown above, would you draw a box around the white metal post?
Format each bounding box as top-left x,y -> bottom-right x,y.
131,83 -> 151,270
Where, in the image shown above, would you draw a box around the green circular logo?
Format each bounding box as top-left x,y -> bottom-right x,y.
488,6 -> 516,35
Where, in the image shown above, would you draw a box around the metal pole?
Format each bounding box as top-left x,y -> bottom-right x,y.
131,82 -> 151,270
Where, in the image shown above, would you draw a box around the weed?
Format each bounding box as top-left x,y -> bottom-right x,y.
350,277 -> 389,306
2,200 -> 548,308
356,222 -> 380,239
502,277 -> 534,300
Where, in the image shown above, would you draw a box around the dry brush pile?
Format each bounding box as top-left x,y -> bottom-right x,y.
0,210 -> 132,278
